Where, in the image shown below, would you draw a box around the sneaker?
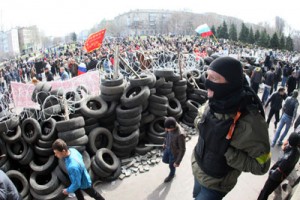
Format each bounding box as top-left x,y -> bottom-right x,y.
164,175 -> 175,183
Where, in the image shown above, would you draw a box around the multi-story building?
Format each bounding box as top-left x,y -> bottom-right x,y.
18,25 -> 41,54
0,28 -> 20,54
114,9 -> 173,36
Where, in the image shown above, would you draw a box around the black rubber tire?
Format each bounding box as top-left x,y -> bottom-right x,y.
182,117 -> 195,128
41,104 -> 62,119
29,155 -> 57,174
129,74 -> 153,87
120,86 -> 150,108
149,94 -> 168,104
84,123 -> 100,135
29,183 -> 65,200
88,127 -> 113,154
173,78 -> 187,86
161,81 -> 173,89
186,99 -> 201,112
30,171 -> 59,195
147,132 -> 165,144
165,74 -> 181,82
104,101 -> 118,117
33,145 -> 53,157
0,139 -> 7,166
1,125 -> 21,143
53,166 -> 70,186
117,114 -> 142,126
6,139 -> 28,160
149,116 -> 167,137
98,160 -> 122,182
43,95 -> 60,109
21,118 -> 41,144
112,140 -> 138,157
116,122 -> 140,134
173,85 -> 187,93
95,148 -> 120,173
113,128 -> 139,145
36,139 -> 53,148
0,116 -> 19,133
40,118 -> 57,141
100,80 -> 126,95
101,75 -> 124,87
167,98 -> 182,116
156,87 -> 173,95
0,160 -> 10,172
100,93 -> 122,102
149,102 -> 168,111
31,82 -> 44,102
66,135 -> 88,146
80,95 -> 108,118
76,84 -> 90,95
56,116 -> 85,132
91,157 -> 112,178
149,107 -> 168,117
155,76 -> 165,87
19,146 -> 34,165
116,105 -> 142,119
141,113 -> 155,125
165,92 -> 175,100
85,118 -> 100,127
154,69 -> 175,77
184,112 -> 197,123
6,170 -> 29,198
58,127 -> 86,141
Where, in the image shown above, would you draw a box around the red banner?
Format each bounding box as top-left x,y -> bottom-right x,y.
84,29 -> 106,52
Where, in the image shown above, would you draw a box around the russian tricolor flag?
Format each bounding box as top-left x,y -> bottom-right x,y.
78,63 -> 87,75
195,24 -> 213,38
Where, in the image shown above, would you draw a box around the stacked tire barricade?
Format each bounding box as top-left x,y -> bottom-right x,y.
0,66 -> 207,199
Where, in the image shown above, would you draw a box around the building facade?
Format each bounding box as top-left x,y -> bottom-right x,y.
18,25 -> 41,54
114,9 -> 173,36
0,28 -> 20,54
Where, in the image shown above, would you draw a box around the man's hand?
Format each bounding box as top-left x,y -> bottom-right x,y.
173,163 -> 180,167
62,189 -> 68,195
281,140 -> 289,151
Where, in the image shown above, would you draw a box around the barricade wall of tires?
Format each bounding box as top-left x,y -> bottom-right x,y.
0,68 -> 207,200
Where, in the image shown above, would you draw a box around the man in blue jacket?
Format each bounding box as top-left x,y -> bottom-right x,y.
52,139 -> 105,200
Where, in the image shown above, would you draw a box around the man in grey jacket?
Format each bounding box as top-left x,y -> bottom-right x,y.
0,169 -> 22,200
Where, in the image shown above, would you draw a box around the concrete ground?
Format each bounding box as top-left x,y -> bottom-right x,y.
77,101 -> 299,200
14,79 -> 295,200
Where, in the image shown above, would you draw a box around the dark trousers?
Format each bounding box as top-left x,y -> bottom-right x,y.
163,148 -> 176,177
75,187 -> 105,200
251,82 -> 260,94
267,108 -> 280,128
257,178 -> 281,200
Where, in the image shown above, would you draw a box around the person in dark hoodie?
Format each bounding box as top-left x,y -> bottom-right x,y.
162,117 -> 186,183
258,132 -> 300,200
265,87 -> 287,129
286,71 -> 297,96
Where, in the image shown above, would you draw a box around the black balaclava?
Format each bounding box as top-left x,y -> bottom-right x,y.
205,57 -> 244,113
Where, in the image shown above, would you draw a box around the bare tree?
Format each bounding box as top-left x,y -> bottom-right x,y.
275,16 -> 285,35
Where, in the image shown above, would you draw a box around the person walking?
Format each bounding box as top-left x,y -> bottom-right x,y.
0,169 -> 22,200
52,139 -> 105,200
258,133 -> 300,200
60,67 -> 70,81
192,57 -> 270,200
45,66 -> 54,81
162,117 -> 186,183
261,67 -> 275,105
271,90 -> 299,147
265,87 -> 287,129
286,71 -> 297,96
250,66 -> 263,94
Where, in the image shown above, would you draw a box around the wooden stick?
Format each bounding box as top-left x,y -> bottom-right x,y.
113,45 -> 119,79
191,77 -> 200,90
145,144 -> 164,147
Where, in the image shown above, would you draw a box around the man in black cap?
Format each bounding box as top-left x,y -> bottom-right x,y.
192,57 -> 270,200
258,132 -> 300,200
162,117 -> 186,183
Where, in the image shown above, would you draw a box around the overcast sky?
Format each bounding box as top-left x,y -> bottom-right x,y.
0,0 -> 298,36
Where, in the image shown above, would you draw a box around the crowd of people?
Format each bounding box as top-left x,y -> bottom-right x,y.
1,35 -> 300,199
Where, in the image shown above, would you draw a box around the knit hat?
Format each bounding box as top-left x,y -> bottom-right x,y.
164,117 -> 177,129
288,132 -> 300,147
209,56 -> 243,87
292,90 -> 298,98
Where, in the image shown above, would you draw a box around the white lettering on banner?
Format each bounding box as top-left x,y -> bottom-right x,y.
11,71 -> 100,108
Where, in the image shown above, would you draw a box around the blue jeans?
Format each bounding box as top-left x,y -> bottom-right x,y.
193,178 -> 226,200
272,113 -> 292,146
261,85 -> 271,105
163,148 -> 175,176
281,76 -> 288,87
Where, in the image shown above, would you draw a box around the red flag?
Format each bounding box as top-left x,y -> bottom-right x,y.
84,29 -> 106,52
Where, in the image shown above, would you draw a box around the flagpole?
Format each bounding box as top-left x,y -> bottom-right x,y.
212,33 -> 219,45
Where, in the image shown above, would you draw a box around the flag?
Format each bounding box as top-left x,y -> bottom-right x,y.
78,63 -> 87,75
195,24 -> 213,38
84,29 -> 106,52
